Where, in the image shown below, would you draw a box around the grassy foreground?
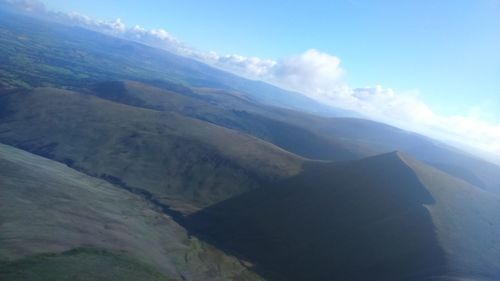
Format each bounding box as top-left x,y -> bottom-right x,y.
0,247 -> 175,281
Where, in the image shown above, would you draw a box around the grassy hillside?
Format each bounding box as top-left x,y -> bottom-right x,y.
0,87 -> 303,212
0,142 -> 264,281
86,80 -> 500,195
403,156 -> 500,279
1,5 -> 499,281
188,152 -> 500,281
1,6 -> 498,194
0,248 -> 175,281
88,80 -> 369,161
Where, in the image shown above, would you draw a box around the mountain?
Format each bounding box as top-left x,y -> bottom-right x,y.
0,143 -> 264,281
0,7 -> 356,117
0,87 -> 302,212
188,152 -> 500,281
1,5 -> 500,281
1,5 -> 499,193
88,80 -> 371,161
86,80 -> 500,194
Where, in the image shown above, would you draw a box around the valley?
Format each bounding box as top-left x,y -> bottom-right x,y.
0,4 -> 499,281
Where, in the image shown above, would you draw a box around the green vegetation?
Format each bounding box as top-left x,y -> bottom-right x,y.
88,80 -> 500,194
0,88 -> 302,212
1,8 -> 498,195
1,6 -> 500,281
0,143 -> 265,281
0,247 -> 175,281
0,8 -> 338,116
188,152 -> 500,281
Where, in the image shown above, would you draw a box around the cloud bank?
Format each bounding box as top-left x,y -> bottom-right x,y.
3,0 -> 500,162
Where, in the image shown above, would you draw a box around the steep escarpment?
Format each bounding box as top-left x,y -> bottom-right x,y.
188,152 -> 500,281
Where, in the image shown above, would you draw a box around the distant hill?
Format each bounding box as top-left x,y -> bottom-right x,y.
1,6 -> 498,194
0,7 -> 356,117
188,152 -> 500,281
88,80 -> 369,161
0,87 -> 302,212
86,80 -> 500,195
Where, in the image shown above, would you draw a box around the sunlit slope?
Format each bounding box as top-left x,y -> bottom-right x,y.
0,248 -> 175,281
403,155 -> 500,280
88,80 -> 500,195
0,143 -> 264,281
88,80 -> 369,161
0,88 -> 302,212
188,152 -> 500,281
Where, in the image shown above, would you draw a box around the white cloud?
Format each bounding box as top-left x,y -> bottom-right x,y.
5,0 -> 45,12
125,25 -> 181,48
4,0 -> 500,162
213,49 -> 500,162
436,113 -> 500,157
63,12 -> 126,34
206,49 -> 346,97
215,54 -> 277,77
350,86 -> 435,126
340,85 -> 500,160
273,49 -> 344,92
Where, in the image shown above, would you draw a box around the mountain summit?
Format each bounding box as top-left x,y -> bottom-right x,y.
188,152 -> 500,281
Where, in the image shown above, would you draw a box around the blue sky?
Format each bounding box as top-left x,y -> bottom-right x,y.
6,0 -> 500,160
40,0 -> 500,120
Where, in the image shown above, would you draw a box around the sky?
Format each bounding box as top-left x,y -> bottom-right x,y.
37,0 -> 500,119
4,0 -> 500,161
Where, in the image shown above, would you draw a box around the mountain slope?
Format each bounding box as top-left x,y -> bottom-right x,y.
0,7 -> 352,117
0,87 -> 303,212
188,152 -> 500,281
0,143 -> 264,281
1,6 -> 498,194
404,155 -> 500,279
0,248 -> 175,281
88,80 -> 370,161
309,118 -> 500,194
1,4 -> 499,281
87,80 -> 500,195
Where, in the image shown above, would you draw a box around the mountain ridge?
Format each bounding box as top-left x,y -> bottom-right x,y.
187,152 -> 500,281
0,87 -> 304,213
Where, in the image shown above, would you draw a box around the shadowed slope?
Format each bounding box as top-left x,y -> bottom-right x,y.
188,152 -> 447,281
0,143 -> 264,281
0,88 -> 303,212
188,152 -> 500,281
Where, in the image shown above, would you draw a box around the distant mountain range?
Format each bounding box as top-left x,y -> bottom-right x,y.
1,6 -> 499,281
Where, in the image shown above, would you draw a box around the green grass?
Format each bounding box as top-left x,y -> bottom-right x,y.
0,247 -> 175,281
89,80 -> 366,162
0,143 -> 265,281
0,87 -> 303,212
